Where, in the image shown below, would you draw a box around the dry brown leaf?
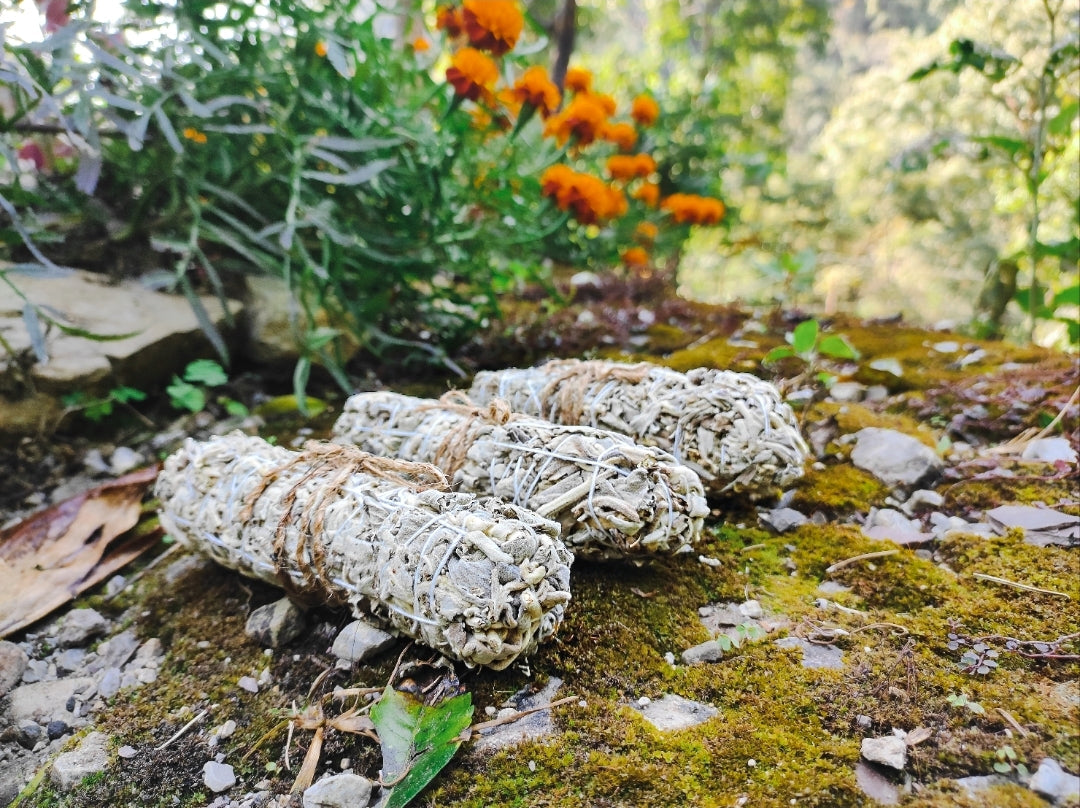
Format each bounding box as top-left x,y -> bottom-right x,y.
0,465 -> 160,638
905,726 -> 933,746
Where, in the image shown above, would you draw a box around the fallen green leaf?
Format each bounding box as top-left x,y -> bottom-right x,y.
371,676 -> 473,808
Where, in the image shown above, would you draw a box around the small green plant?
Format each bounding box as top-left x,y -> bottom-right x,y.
764,318 -> 860,387
716,622 -> 765,653
946,692 -> 986,715
167,359 -> 247,416
993,744 -> 1030,777
61,385 -> 147,423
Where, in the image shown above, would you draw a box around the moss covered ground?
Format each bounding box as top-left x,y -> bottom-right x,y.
8,300 -> 1078,808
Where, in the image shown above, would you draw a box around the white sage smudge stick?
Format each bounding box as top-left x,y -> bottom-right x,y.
331,391 -> 709,560
155,433 -> 573,670
467,359 -> 808,499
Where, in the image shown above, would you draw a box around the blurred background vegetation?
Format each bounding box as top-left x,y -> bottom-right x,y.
2,0 -> 1077,396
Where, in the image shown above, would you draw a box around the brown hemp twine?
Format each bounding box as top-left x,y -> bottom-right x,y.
237,441 -> 450,603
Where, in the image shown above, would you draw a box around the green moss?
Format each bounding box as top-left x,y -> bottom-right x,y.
942,476 -> 1080,514
659,337 -> 762,374
806,400 -> 936,446
790,464 -> 890,515
643,323 -> 695,354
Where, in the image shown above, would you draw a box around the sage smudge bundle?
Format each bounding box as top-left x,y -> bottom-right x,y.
331,391 -> 709,559
155,433 -> 573,670
468,359 -> 808,499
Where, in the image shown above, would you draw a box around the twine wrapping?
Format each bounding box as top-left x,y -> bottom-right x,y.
468,359 -> 808,499
155,433 -> 573,670
331,391 -> 709,559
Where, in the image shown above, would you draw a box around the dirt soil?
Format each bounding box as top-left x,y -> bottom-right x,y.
2,275 -> 1078,808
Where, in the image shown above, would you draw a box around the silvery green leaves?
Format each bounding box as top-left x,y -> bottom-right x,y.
468,360 -> 808,500
331,392 -> 708,560
155,433 -> 573,669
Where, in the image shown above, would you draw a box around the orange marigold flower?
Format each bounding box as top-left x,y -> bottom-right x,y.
463,0 -> 523,56
436,5 -> 464,37
621,246 -> 649,268
590,93 -> 616,116
412,36 -> 430,52
661,193 -> 726,225
540,165 -> 626,225
314,40 -> 328,57
182,127 -> 207,144
602,121 -> 638,152
631,94 -> 660,126
509,65 -> 561,118
446,47 -> 499,101
543,93 -> 610,146
632,182 -> 660,207
564,66 -> 592,94
606,153 -> 655,181
634,221 -> 659,243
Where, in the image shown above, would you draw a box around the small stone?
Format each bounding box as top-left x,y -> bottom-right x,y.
46,720 -> 69,740
302,772 -> 374,808
98,667 -> 123,699
1029,758 -> 1080,804
1021,437 -> 1078,464
238,676 -> 259,693
739,600 -> 764,620
217,719 -> 238,740
55,648 -> 86,675
816,581 -> 850,595
203,760 -> 237,793
6,677 -> 96,723
50,731 -> 111,792
682,640 -> 725,664
331,620 -> 397,663
855,761 -> 899,805
851,428 -> 943,490
82,448 -> 110,474
636,694 -> 718,732
759,507 -> 808,534
134,638 -> 164,663
903,489 -> 944,513
12,720 -> 44,749
0,640 -> 29,697
861,735 -> 907,770
663,651 -> 676,665
245,598 -> 307,648
20,658 -> 51,683
775,637 -> 845,670
118,745 -> 138,759
473,677 -> 564,753
89,630 -> 140,672
105,575 -> 127,598
55,609 -> 109,648
109,446 -> 143,475
828,381 -> 866,402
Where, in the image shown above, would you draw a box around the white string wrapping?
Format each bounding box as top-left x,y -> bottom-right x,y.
155,433 -> 573,670
467,359 -> 808,499
331,391 -> 709,560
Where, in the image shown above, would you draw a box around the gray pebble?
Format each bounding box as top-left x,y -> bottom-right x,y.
245,598 -> 307,649
681,640 -> 725,665
331,620 -> 397,663
1029,758 -> 1080,804
302,772 -> 374,808
861,735 -> 907,770
55,609 -> 109,649
50,731 -> 110,792
0,640 -> 29,697
851,428 -> 943,490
